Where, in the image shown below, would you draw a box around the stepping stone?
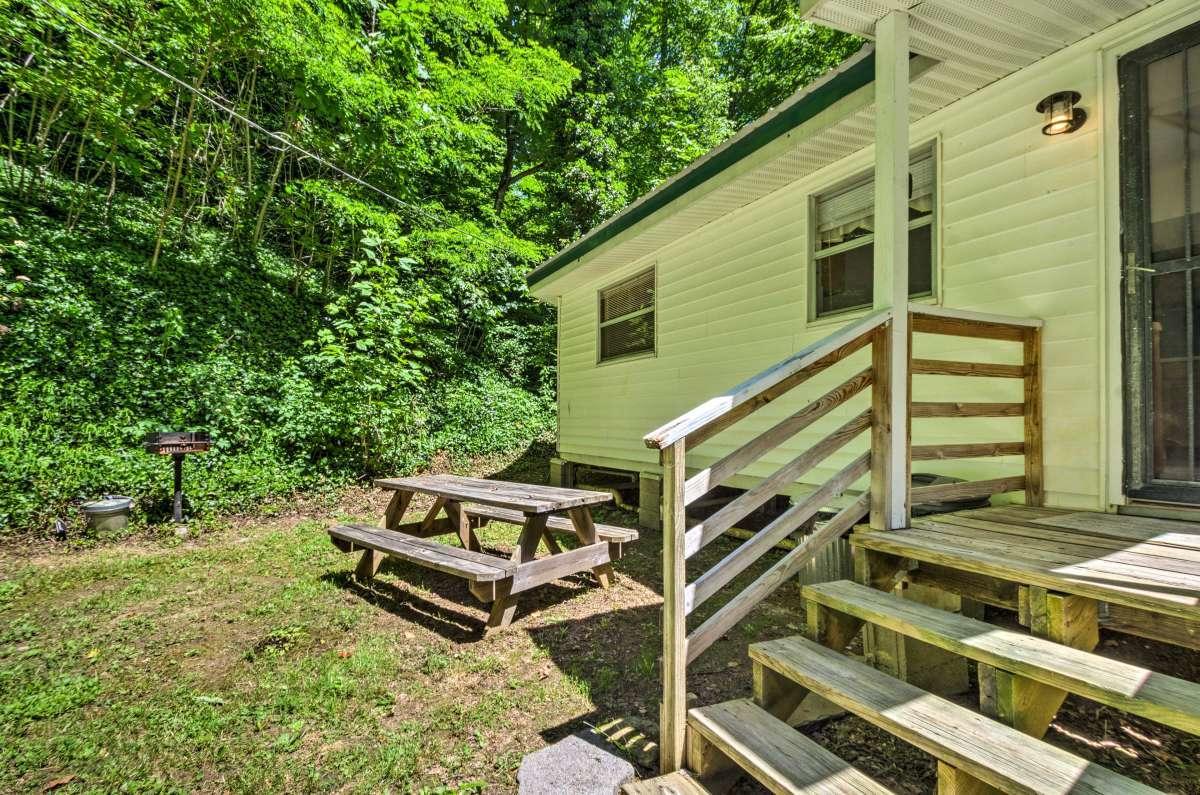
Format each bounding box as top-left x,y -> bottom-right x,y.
518,733 -> 635,795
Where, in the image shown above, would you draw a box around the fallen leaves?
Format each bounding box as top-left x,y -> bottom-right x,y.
41,774 -> 76,792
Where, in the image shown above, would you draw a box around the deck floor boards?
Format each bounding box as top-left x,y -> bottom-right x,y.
852,506 -> 1200,622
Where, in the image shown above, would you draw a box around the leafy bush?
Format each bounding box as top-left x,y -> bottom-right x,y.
0,185 -> 553,532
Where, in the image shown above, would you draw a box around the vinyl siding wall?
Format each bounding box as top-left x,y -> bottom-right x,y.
554,6 -> 1189,511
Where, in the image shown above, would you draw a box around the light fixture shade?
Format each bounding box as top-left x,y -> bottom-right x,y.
1036,91 -> 1086,135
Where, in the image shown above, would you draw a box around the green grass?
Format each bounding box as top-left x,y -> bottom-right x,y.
0,442 -> 830,793
0,511 -> 601,793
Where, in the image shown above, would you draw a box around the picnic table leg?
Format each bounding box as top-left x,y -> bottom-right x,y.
382,489 -> 414,530
485,580 -> 517,635
354,549 -> 386,581
443,501 -> 482,552
484,514 -> 549,634
419,496 -> 447,535
542,529 -> 564,555
569,507 -> 614,588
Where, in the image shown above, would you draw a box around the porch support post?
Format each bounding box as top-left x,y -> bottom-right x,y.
872,11 -> 911,531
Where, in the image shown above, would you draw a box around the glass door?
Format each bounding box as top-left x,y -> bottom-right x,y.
1121,20 -> 1200,503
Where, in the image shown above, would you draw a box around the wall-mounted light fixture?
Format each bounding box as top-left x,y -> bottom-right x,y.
1037,91 -> 1086,135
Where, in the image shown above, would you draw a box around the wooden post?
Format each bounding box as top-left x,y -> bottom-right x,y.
805,601 -> 864,652
869,325 -> 892,530
983,587 -> 1099,738
937,762 -> 1003,795
354,549 -> 385,581
873,10 -> 911,531
383,489 -> 412,530
639,471 -> 663,531
660,441 -> 688,773
1023,326 -> 1044,506
752,660 -> 810,721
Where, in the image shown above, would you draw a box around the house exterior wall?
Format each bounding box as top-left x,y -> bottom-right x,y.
553,0 -> 1200,512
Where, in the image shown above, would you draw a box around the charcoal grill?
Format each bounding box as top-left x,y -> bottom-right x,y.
144,432 -> 211,522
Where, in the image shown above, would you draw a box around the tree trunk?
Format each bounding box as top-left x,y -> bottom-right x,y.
251,132 -> 289,251
493,113 -> 516,214
150,55 -> 213,269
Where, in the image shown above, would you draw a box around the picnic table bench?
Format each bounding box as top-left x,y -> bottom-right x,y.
329,474 -> 638,633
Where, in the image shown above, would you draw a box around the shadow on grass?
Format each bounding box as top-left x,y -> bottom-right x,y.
321,556 -> 607,643
486,440 -> 559,486
525,603 -> 664,745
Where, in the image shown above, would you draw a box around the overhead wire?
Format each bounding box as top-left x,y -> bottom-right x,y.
33,0 -> 521,263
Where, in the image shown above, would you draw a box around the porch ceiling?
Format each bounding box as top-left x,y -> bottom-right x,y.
801,1 -> 1157,90
529,0 -> 1161,297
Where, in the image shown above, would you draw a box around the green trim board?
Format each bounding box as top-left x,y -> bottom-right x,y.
527,48 -> 881,290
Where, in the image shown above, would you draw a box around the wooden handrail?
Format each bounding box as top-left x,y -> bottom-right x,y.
686,491 -> 871,663
643,308 -> 890,450
654,301 -> 1043,774
682,368 -> 873,505
911,475 -> 1027,503
911,359 -> 1026,378
912,442 -> 1025,460
685,451 -> 871,613
912,402 -> 1024,418
681,410 -> 871,558
908,302 -> 1043,330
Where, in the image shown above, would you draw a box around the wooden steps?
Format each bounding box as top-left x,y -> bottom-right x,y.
851,523 -> 1200,620
328,524 -> 515,582
622,770 -> 710,795
463,503 -> 639,543
688,698 -> 892,794
749,634 -> 1160,794
802,580 -> 1200,735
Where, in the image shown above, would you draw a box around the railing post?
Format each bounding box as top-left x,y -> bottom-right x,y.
1023,326 -> 1044,506
868,318 -> 911,530
869,324 -> 891,530
659,440 -> 687,773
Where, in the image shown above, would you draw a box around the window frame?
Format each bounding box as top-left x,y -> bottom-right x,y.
596,266 -> 658,365
807,144 -> 939,323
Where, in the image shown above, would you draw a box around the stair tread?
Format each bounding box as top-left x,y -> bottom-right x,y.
621,770 -> 711,795
802,579 -> 1200,735
750,635 -> 1161,794
688,698 -> 893,795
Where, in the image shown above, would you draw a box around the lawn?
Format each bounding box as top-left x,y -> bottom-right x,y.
3,444 -> 1198,793
0,444 -> 800,793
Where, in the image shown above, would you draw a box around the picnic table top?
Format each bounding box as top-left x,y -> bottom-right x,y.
374,473 -> 612,514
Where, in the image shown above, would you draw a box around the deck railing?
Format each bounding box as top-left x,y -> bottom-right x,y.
644,303 -> 1043,772
907,304 -> 1044,508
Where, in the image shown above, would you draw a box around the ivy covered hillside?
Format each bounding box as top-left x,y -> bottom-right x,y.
0,0 -> 857,531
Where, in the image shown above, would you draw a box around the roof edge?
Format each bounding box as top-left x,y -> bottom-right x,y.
527,45 -> 876,291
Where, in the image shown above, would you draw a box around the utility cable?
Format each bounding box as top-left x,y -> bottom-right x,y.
33,0 -> 521,263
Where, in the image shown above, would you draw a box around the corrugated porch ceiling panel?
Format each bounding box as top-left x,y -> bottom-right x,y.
804,0 -> 1158,78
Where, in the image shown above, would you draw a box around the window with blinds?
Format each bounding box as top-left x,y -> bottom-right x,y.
598,268 -> 655,363
811,147 -> 936,318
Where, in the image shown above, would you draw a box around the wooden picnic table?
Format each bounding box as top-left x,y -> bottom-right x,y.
328,474 -> 638,633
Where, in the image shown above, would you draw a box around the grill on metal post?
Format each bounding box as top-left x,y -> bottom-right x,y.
143,432 -> 211,522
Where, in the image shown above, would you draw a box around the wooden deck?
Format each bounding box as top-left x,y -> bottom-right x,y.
852,505 -> 1200,649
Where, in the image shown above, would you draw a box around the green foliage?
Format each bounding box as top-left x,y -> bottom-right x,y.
0,0 -> 857,531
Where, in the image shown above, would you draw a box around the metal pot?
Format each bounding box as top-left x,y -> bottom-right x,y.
81,495 -> 133,533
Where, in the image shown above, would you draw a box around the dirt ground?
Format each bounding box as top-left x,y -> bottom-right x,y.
2,441 -> 1198,792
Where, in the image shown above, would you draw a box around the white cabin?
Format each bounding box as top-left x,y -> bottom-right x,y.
529,0 -> 1200,526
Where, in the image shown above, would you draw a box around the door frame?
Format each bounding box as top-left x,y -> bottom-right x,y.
1119,18 -> 1200,504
